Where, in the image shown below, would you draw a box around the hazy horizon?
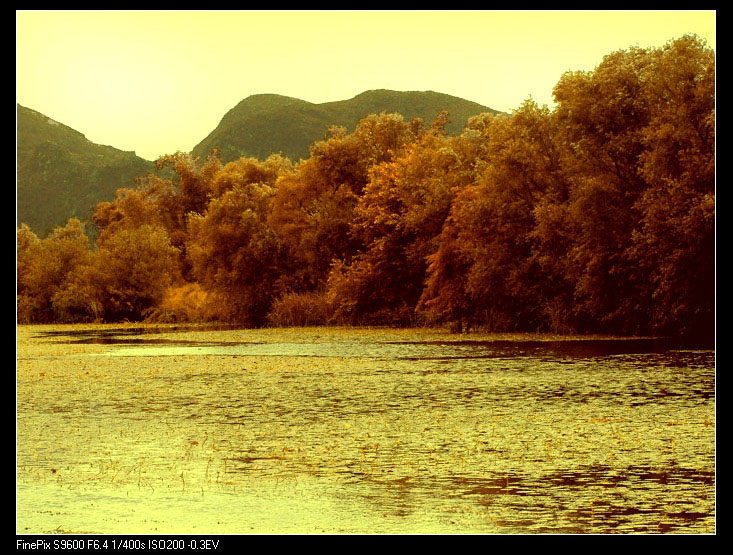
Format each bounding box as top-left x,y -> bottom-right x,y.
17,10 -> 716,161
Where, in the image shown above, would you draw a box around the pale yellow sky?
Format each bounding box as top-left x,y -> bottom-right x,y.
17,10 -> 716,161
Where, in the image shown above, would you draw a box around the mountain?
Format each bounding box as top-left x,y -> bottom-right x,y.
16,104 -> 155,237
17,91 -> 499,237
192,89 -> 500,163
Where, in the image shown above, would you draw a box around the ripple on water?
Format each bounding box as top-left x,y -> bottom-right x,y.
17,327 -> 715,534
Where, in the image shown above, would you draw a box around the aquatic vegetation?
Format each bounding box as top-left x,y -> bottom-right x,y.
16,324 -> 715,534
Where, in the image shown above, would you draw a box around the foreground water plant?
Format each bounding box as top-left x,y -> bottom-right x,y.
17,325 -> 715,534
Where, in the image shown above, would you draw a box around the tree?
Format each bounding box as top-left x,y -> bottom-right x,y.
548,45 -> 658,332
16,36 -> 714,336
17,219 -> 91,323
16,223 -> 39,296
187,182 -> 283,325
628,35 -> 715,337
420,102 -> 570,331
154,150 -> 222,217
329,116 -> 470,325
52,225 -> 179,322
211,154 -> 292,198
92,150 -> 224,282
269,114 -> 423,295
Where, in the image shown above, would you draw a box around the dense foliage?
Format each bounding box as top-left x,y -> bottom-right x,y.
17,36 -> 715,339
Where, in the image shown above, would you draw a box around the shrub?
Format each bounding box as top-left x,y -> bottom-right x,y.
266,291 -> 333,327
145,283 -> 225,323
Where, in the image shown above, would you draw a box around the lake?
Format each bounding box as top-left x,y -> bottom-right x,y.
16,325 -> 715,534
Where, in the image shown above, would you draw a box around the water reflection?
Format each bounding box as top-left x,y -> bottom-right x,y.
38,326 -> 712,355
80,339 -> 713,366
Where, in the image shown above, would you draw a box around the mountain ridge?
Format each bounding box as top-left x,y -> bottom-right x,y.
17,90 -> 501,236
192,89 -> 500,162
16,104 -> 156,237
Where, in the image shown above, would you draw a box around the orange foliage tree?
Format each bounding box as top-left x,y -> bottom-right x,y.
628,35 -> 715,337
328,113 -> 476,325
52,225 -> 179,322
17,219 -> 91,323
420,102 -> 571,331
187,181 -> 284,326
268,113 -> 423,295
17,35 -> 714,337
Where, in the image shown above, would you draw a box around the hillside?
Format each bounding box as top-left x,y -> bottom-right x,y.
16,104 -> 155,237
17,91 -> 499,237
192,89 -> 499,163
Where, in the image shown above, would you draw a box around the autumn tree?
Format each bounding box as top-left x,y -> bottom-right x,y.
92,150 -> 223,281
628,35 -> 715,337
154,150 -> 222,217
210,154 -> 292,198
92,182 -> 174,243
533,34 -> 714,335
269,113 -> 423,295
267,129 -> 363,293
546,45 -> 661,332
17,218 -> 91,323
328,113 -> 474,325
187,181 -> 283,325
16,35 -> 713,336
52,225 -> 179,322
413,112 -> 510,330
419,102 -> 571,331
16,223 -> 39,297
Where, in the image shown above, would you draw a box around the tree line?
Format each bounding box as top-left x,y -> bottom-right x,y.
17,36 -> 715,339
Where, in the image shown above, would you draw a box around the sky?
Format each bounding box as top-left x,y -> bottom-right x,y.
17,10 -> 716,162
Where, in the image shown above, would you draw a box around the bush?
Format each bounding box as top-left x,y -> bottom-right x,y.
266,291 -> 333,327
145,283 -> 225,323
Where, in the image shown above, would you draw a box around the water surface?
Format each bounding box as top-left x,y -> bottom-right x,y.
17,326 -> 715,534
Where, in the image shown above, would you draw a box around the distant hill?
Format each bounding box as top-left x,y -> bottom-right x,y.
192,89 -> 500,163
16,104 -> 155,237
17,91 -> 499,237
